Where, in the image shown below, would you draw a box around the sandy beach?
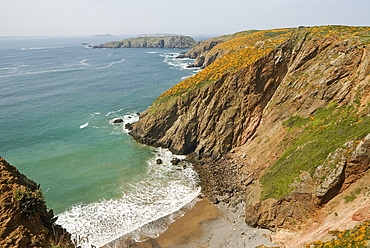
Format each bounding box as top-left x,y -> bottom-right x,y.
124,197 -> 276,248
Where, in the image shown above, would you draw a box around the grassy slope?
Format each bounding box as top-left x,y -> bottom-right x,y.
261,101 -> 370,200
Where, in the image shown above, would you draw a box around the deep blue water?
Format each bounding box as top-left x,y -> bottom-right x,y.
0,36 -> 201,247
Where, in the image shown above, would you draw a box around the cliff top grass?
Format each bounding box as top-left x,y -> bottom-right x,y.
260,100 -> 370,200
152,25 -> 370,110
153,28 -> 297,109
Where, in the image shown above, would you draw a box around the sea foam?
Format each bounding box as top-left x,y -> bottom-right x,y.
56,148 -> 200,247
79,122 -> 89,129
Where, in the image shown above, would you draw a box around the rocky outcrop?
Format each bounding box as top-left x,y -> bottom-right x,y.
93,36 -> 196,49
177,39 -> 225,68
245,134 -> 370,230
129,39 -> 293,158
0,157 -> 74,248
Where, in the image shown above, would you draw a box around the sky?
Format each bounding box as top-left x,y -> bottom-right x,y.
1,0 -> 369,37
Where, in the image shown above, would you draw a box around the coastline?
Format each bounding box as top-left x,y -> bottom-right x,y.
122,198 -> 276,248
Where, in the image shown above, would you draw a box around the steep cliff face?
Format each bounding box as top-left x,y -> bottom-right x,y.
129,39 -> 293,158
0,157 -> 73,248
177,39 -> 224,68
128,26 -> 370,232
177,30 -> 261,68
93,36 -> 196,49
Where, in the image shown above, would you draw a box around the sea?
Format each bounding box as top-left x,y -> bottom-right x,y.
0,36 -> 205,247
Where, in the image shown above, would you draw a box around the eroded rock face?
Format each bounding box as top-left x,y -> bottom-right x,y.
129,41 -> 293,158
246,133 -> 370,230
177,39 -> 224,68
0,157 -> 72,248
128,32 -> 370,231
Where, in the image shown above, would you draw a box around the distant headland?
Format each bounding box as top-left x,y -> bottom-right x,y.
94,34 -> 114,38
93,35 -> 197,49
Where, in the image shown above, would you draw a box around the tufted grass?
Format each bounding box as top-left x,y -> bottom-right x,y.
260,101 -> 370,201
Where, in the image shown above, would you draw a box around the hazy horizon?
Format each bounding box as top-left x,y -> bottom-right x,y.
1,0 -> 369,37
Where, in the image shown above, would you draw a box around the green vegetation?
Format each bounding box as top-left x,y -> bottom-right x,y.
156,28 -> 296,103
309,221 -> 370,247
152,25 -> 370,113
344,187 -> 363,203
260,102 -> 370,200
14,188 -> 45,217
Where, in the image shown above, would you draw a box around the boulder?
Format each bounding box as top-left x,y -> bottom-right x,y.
113,118 -> 124,123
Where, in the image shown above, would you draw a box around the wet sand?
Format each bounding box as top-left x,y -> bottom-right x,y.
127,198 -> 276,248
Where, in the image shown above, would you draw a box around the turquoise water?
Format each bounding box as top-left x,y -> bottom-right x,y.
0,37 -> 201,247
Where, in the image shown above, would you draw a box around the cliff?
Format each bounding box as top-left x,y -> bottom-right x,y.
93,35 -> 196,49
128,25 -> 370,242
0,157 -> 74,248
177,30 -> 260,68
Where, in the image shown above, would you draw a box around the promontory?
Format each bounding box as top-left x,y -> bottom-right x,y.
93,35 -> 197,49
128,25 -> 370,246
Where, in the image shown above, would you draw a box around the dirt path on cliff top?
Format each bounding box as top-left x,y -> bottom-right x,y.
271,169 -> 370,247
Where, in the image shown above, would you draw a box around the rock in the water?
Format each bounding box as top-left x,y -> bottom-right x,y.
156,159 -> 162,164
113,118 -> 124,123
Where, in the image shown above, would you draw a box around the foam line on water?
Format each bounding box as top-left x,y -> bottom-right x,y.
105,108 -> 125,117
56,148 -> 200,247
99,59 -> 125,69
79,59 -> 89,66
109,113 -> 139,134
0,68 -> 89,78
106,197 -> 201,247
79,122 -> 89,129
160,53 -> 200,73
20,46 -> 64,50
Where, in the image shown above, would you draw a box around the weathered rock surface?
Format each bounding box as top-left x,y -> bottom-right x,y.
0,157 -> 73,248
128,30 -> 370,232
129,40 -> 293,158
177,39 -> 224,68
93,36 -> 196,49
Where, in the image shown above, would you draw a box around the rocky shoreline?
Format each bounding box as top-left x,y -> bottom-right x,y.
127,26 -> 370,245
3,26 -> 370,247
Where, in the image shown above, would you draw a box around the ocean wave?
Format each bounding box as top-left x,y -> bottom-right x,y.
106,197 -> 201,247
79,122 -> 89,129
147,52 -> 158,54
20,46 -> 64,51
160,53 -> 198,72
109,113 -> 140,134
105,108 -> 125,117
0,67 -> 89,78
56,148 -> 200,247
181,75 -> 192,80
99,58 -> 125,69
79,59 -> 89,66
